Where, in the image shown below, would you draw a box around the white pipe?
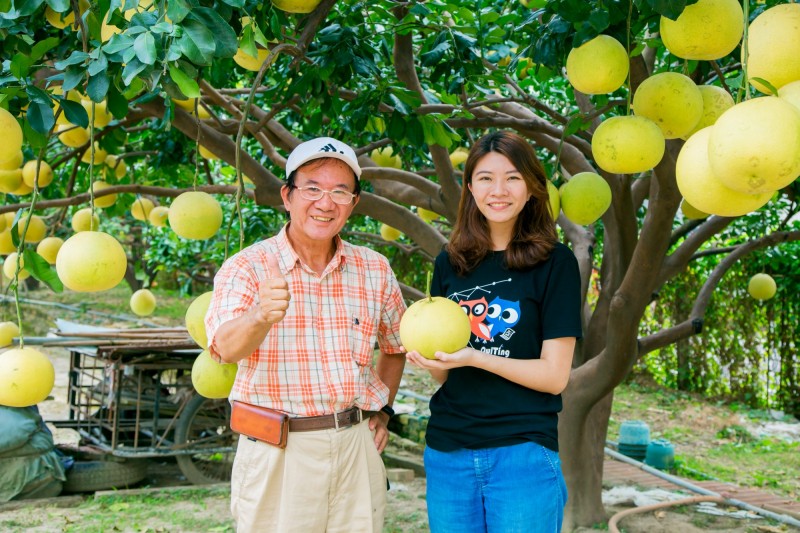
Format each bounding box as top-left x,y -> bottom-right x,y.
605,447 -> 800,528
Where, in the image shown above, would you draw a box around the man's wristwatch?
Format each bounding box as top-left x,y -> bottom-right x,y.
380,405 -> 395,418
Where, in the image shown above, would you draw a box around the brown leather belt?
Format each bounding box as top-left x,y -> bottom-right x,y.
289,406 -> 376,432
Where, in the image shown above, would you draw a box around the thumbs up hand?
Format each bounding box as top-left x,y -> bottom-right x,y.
255,251 -> 290,326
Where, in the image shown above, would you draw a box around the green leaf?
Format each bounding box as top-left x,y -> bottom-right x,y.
30,37 -> 60,62
87,72 -> 111,102
25,85 -> 51,105
16,0 -> 44,16
167,0 -> 191,23
219,0 -> 244,6
134,32 -> 157,65
22,115 -> 47,149
122,58 -> 148,85
87,54 -> 109,76
63,66 -> 85,92
751,77 -> 779,96
169,65 -> 200,98
23,249 -> 63,293
60,98 -> 89,127
239,24 -> 257,58
103,33 -> 135,55
27,103 -> 53,135
420,41 -> 451,67
106,85 -> 129,119
188,8 -> 237,58
45,0 -> 70,10
178,18 -> 216,65
10,53 -> 32,79
54,51 -> 89,70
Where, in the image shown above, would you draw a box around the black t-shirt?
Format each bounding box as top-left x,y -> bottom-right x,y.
426,242 -> 583,452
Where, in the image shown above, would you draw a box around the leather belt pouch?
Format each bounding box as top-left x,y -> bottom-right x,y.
230,401 -> 289,449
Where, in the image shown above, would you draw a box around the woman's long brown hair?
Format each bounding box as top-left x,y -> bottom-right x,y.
447,131 -> 557,276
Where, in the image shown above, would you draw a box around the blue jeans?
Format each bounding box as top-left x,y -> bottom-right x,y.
424,441 -> 567,533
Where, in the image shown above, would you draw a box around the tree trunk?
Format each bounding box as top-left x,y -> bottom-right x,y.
560,390 -> 614,531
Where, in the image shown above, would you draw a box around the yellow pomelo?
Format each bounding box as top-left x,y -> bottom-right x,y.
15,214 -> 46,243
380,224 -> 402,241
45,6 -> 74,28
0,151 -> 22,170
680,199 -> 709,220
676,127 -> 772,216
370,147 -> 402,169
708,96 -> 800,194
174,98 -> 210,119
418,208 -> 439,223
746,4 -> 800,92
660,0 -> 743,60
233,47 -> 270,72
0,169 -> 23,194
748,273 -> 777,300
632,72 -> 703,139
22,160 -> 53,188
92,181 -> 117,208
449,147 -> 469,168
0,321 -> 20,347
130,288 -> 157,316
56,231 -> 127,292
185,291 -> 213,349
2,212 -> 15,227
546,180 -> 560,220
566,35 -> 629,95
778,80 -> 800,112
271,0 -> 322,14
0,231 -> 15,255
592,116 -> 665,174
71,207 -> 100,232
36,236 -> 64,265
148,205 -> 170,227
104,155 -> 127,180
559,172 -> 612,225
191,349 -> 237,399
198,145 -> 219,161
681,85 -> 735,140
0,214 -> 5,233
168,191 -> 223,240
101,20 -> 123,42
57,124 -> 90,148
0,348 -> 55,407
3,253 -> 29,281
10,182 -> 33,196
399,296 -> 472,359
0,108 -> 23,166
131,197 -> 155,221
81,143 -> 108,165
81,99 -> 113,128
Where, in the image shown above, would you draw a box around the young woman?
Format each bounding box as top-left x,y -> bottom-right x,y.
406,131 -> 582,532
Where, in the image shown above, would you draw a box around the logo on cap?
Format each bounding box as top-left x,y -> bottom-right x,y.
319,143 -> 345,155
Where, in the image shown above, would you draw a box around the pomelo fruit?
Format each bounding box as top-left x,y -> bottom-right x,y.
0,151 -> 22,170
14,214 -> 46,243
168,191 -> 223,240
131,197 -> 155,221
0,321 -> 20,347
71,207 -> 100,232
149,205 -> 170,227
632,72 -> 703,139
0,347 -> 55,407
3,253 -> 29,281
233,47 -> 270,72
400,296 -> 472,359
92,181 -> 117,208
186,291 -> 213,349
547,180 -> 560,220
676,127 -> 772,217
56,231 -> 127,292
37,236 -> 64,265
681,84 -> 735,140
191,349 -> 237,399
0,108 -> 23,166
566,35 -> 629,95
370,147 -> 402,169
0,169 -> 22,194
57,124 -> 90,148
418,208 -> 439,223
130,288 -> 157,316
708,96 -> 800,194
592,115 -> 665,174
380,224 -> 402,241
680,199 -> 709,220
271,0 -> 322,14
449,147 -> 469,168
559,172 -> 612,225
22,160 -> 53,188
748,273 -> 777,300
660,0 -> 743,60
746,3 -> 800,93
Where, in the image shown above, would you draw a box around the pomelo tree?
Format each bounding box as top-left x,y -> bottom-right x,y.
2,0 -> 800,527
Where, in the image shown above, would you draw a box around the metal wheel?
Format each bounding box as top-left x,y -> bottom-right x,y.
174,394 -> 236,485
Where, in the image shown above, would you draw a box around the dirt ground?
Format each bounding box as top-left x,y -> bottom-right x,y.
2,347 -> 795,532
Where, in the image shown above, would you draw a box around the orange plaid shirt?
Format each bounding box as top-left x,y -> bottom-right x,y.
205,225 -> 406,416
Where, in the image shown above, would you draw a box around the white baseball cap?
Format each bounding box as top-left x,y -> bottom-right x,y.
285,137 -> 362,179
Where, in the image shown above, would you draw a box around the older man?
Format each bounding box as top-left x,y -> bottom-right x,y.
205,137 -> 406,532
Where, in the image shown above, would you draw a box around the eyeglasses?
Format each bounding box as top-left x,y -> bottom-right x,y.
294,185 -> 356,205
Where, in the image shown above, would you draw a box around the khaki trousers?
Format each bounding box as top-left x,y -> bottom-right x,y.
230,419 -> 387,533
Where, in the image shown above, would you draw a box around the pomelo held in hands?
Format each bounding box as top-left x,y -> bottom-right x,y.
400,296 -> 471,359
